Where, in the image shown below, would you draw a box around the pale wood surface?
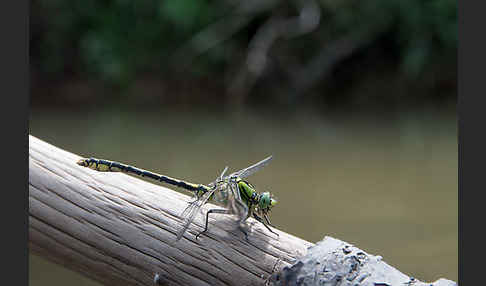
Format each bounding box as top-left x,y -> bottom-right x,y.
29,135 -> 313,286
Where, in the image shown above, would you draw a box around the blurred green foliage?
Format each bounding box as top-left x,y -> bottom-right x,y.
324,0 -> 456,75
30,0 -> 456,106
31,0 -> 222,81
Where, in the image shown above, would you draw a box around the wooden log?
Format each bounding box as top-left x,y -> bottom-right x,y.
29,135 -> 457,286
29,135 -> 312,286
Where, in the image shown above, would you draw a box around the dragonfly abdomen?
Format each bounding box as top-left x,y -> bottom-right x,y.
77,158 -> 211,193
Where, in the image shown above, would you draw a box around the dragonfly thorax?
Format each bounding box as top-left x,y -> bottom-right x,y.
236,179 -> 277,213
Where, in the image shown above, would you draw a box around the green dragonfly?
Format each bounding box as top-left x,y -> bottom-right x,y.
76,156 -> 278,241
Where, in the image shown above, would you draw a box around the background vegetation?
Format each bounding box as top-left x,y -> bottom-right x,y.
30,0 -> 456,109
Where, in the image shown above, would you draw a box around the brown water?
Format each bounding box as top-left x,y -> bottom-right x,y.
29,107 -> 457,284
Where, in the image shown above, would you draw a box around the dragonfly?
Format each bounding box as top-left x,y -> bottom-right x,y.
76,156 -> 279,241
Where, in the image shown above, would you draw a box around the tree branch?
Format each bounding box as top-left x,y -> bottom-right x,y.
29,135 -> 457,286
29,135 -> 311,286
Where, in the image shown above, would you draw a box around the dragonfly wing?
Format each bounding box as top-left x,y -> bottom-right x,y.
232,155 -> 273,179
230,179 -> 243,203
227,180 -> 248,220
176,187 -> 217,241
180,200 -> 196,219
219,166 -> 229,180
208,166 -> 229,188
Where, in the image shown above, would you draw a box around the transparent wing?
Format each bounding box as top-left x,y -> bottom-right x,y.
226,179 -> 248,220
230,155 -> 273,179
176,187 -> 218,241
229,179 -> 243,203
219,166 -> 229,180
208,166 -> 228,188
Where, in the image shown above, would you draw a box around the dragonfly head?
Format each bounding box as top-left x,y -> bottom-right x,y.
259,192 -> 277,212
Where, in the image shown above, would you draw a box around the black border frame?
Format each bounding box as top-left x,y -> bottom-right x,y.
2,0 -> 29,285
458,0 -> 482,285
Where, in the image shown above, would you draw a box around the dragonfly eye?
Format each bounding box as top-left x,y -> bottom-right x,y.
259,192 -> 272,210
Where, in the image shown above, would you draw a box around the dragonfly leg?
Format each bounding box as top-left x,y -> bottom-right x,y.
264,214 -> 277,228
254,213 -> 279,237
195,209 -> 231,239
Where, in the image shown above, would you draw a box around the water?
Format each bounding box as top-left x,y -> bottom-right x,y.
29,106 -> 457,284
